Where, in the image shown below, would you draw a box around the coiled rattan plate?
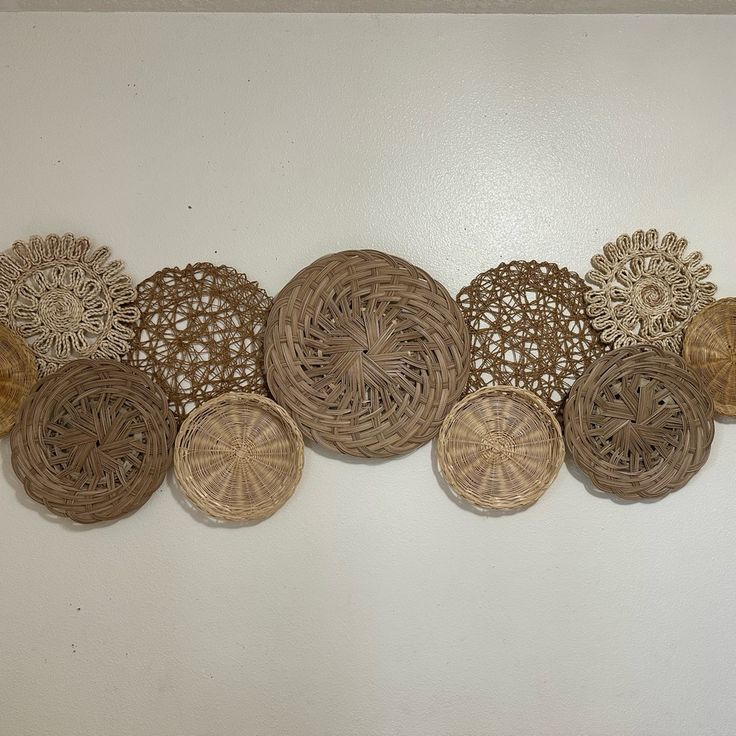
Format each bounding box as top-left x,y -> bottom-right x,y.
683,298 -> 736,416
174,392 -> 304,522
264,249 -> 470,458
127,263 -> 272,424
457,260 -> 606,421
0,324 -> 37,436
10,359 -> 176,523
564,345 -> 714,500
585,229 -> 716,354
437,386 -> 564,511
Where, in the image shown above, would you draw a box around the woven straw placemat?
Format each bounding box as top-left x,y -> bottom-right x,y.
0,233 -> 139,376
10,359 -> 176,523
683,297 -> 736,416
264,249 -> 470,458
0,324 -> 38,436
437,385 -> 564,511
127,263 -> 272,424
564,345 -> 714,500
457,260 -> 606,421
174,392 -> 304,522
585,229 -> 716,354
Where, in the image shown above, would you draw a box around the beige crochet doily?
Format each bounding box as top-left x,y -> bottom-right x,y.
0,233 -> 139,376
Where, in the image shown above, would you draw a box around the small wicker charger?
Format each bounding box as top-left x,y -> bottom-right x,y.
437,385 -> 564,511
174,392 -> 304,522
564,345 -> 714,500
0,324 -> 38,436
683,297 -> 736,416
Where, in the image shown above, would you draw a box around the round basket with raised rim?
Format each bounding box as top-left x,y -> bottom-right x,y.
0,324 -> 37,436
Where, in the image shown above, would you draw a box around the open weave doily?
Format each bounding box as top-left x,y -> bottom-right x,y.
683,297 -> 736,416
564,345 -> 714,500
264,249 -> 470,458
0,324 -> 38,436
175,392 -> 304,522
127,263 -> 272,424
10,359 -> 176,523
437,386 -> 564,512
456,260 -> 606,420
585,229 -> 716,354
0,233 -> 139,376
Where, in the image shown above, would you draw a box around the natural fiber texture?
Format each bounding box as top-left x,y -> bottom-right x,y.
174,392 -> 304,522
127,263 -> 272,424
0,324 -> 38,436
437,385 -> 564,511
10,359 -> 176,523
585,229 -> 716,354
564,345 -> 714,500
457,260 -> 606,420
0,233 -> 139,376
683,297 -> 736,416
264,249 -> 470,458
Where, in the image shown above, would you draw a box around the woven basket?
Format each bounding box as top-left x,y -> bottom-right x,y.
10,359 -> 176,523
0,324 -> 37,436
174,392 -> 304,522
264,249 -> 470,458
437,385 -> 564,511
564,345 -> 714,500
683,297 -> 736,416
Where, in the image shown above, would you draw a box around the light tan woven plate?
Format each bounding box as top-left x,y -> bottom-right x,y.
437,385 -> 564,511
174,392 -> 304,522
0,324 -> 37,436
683,297 -> 736,416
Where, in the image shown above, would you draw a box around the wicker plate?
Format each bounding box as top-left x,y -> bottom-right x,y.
10,359 -> 176,523
264,249 -> 470,458
0,324 -> 37,436
174,392 -> 304,522
564,345 -> 714,500
683,297 -> 736,416
437,386 -> 564,511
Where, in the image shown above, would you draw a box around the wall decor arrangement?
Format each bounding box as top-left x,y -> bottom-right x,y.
0,230 -> 731,524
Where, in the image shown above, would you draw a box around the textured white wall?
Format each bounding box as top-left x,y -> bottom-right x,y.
0,12 -> 735,736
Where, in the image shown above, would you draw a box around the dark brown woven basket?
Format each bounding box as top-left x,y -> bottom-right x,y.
0,324 -> 37,436
264,249 -> 470,458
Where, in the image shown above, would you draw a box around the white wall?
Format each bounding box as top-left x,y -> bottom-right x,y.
0,12 -> 735,736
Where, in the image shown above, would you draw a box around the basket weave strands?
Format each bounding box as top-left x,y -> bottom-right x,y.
437,386 -> 564,511
10,359 -> 176,523
174,392 -> 304,522
564,346 -> 714,500
585,229 -> 716,354
683,298 -> 736,416
0,233 -> 139,376
264,249 -> 470,458
457,260 -> 606,421
0,324 -> 37,436
127,263 -> 272,424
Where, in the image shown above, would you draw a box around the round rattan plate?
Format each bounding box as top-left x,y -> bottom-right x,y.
564,345 -> 714,500
683,297 -> 736,416
437,386 -> 564,511
264,249 -> 470,458
174,392 -> 304,522
0,324 -> 37,436
10,359 -> 176,523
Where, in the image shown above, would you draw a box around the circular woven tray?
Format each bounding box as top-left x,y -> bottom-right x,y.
564,345 -> 714,500
174,392 -> 304,522
585,229 -> 716,354
264,249 -> 470,458
437,386 -> 564,511
127,262 -> 272,424
0,233 -> 139,376
683,298 -> 736,416
10,359 -> 176,523
0,324 -> 38,436
457,260 -> 606,421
